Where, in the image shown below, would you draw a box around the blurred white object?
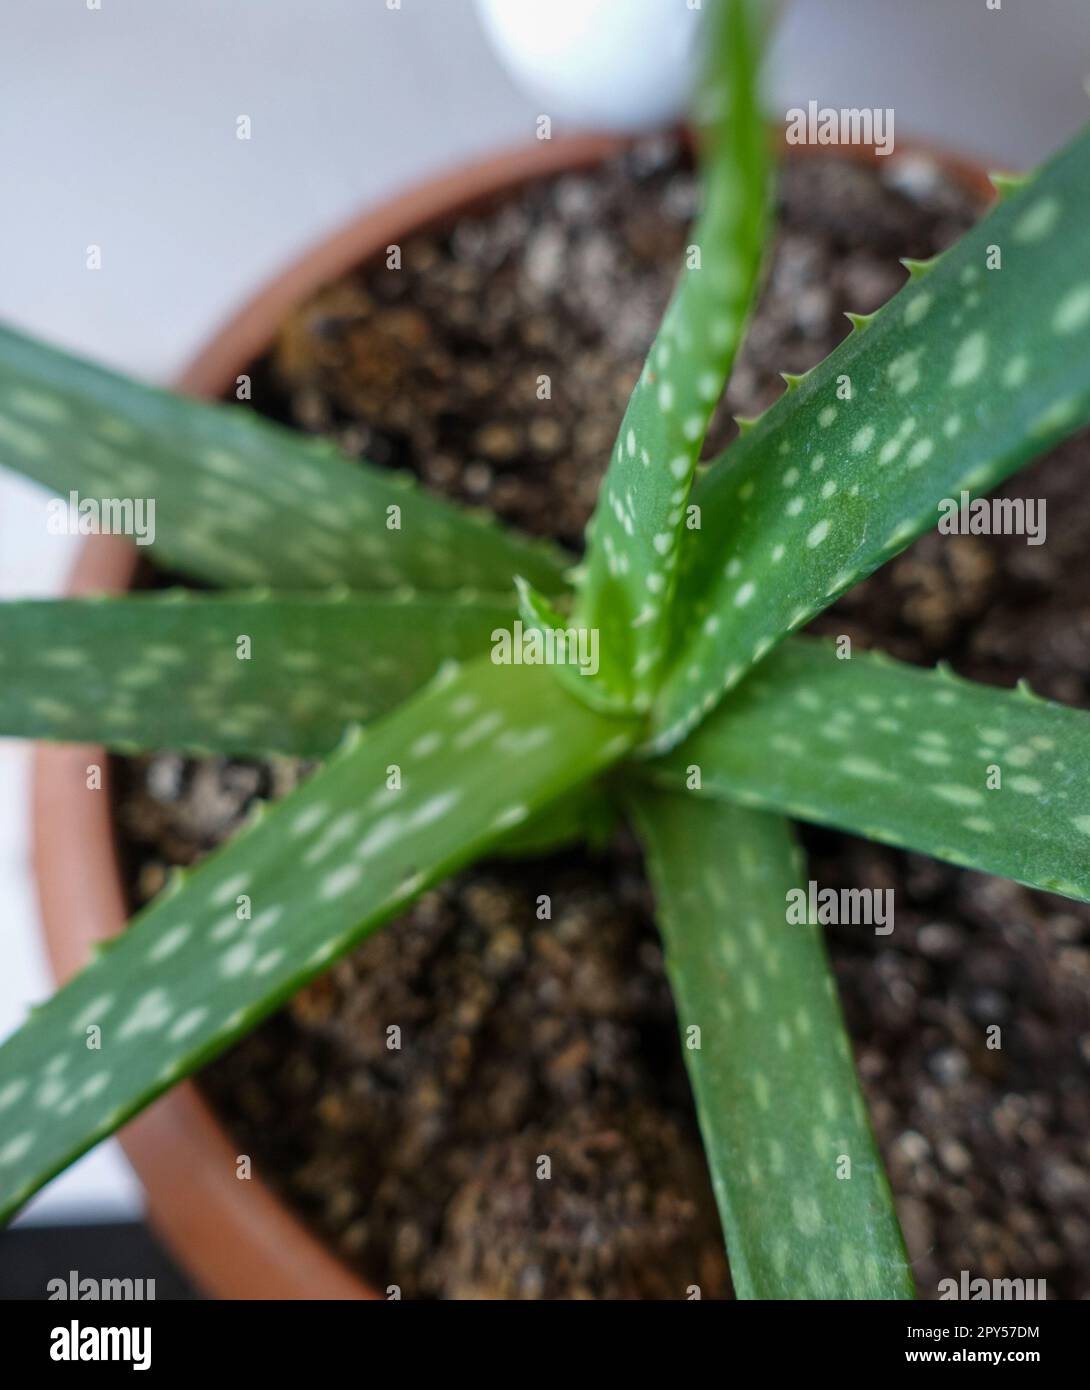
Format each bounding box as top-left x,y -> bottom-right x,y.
475,0 -> 705,130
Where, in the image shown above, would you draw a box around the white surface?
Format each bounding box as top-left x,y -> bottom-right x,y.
1,0 -> 1088,1223
475,0 -> 703,129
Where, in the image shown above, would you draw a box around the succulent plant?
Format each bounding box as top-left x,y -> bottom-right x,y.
3,0 -> 1090,1299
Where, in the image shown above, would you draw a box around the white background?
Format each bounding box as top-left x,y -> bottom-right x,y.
1,0 -> 1088,1222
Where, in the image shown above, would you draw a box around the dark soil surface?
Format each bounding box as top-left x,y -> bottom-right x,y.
115,138 -> 1090,1299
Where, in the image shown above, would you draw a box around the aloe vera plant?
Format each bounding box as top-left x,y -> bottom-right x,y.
3,0 -> 1090,1298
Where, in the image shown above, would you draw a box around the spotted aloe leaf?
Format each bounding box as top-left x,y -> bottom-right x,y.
649,122 -> 1090,749
0,323 -> 568,594
0,589 -> 514,757
512,577 -> 626,714
0,658 -> 636,1221
647,637 -> 1090,902
574,0 -> 770,706
628,787 -> 913,1299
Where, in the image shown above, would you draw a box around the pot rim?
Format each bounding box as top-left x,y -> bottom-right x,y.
31,129 -> 992,1301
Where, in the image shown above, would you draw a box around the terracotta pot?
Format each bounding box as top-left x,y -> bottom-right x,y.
32,132 -> 992,1300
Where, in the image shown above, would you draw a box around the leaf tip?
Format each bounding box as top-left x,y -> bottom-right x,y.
162,866 -> 188,899
987,169 -> 1030,199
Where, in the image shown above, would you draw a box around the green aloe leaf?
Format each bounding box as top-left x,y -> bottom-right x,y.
512,577 -> 624,714
647,637 -> 1090,901
0,323 -> 568,594
651,122 -> 1090,749
575,0 -> 770,705
628,787 -> 913,1299
494,782 -> 618,858
0,659 -> 636,1221
0,589 -> 514,757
